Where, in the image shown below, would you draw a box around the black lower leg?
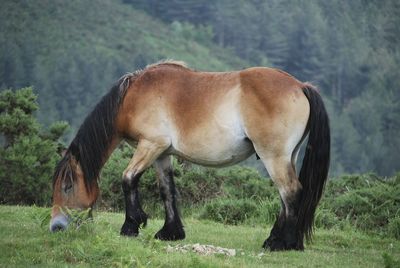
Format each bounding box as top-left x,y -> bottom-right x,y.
283,191 -> 303,250
263,199 -> 286,250
155,169 -> 185,240
263,192 -> 303,251
120,172 -> 148,236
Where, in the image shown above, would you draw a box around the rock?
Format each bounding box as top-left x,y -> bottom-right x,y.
166,243 -> 237,257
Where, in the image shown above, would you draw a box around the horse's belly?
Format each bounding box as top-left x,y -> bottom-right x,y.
172,138 -> 254,167
170,123 -> 255,167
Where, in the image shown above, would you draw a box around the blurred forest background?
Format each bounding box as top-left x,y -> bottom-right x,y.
1,0 -> 399,177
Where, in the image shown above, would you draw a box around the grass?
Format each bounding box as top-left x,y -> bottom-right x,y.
0,205 -> 399,267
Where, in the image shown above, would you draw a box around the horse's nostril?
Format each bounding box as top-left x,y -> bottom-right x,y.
49,215 -> 69,232
50,223 -> 66,232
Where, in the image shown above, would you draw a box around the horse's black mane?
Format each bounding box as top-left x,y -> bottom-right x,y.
53,73 -> 136,192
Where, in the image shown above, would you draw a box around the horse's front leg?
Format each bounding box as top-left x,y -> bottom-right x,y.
154,155 -> 185,240
120,171 -> 148,236
120,139 -> 169,236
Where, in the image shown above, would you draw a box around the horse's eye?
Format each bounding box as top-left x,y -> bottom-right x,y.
63,180 -> 73,193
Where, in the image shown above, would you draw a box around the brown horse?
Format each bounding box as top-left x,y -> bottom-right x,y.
50,60 -> 330,251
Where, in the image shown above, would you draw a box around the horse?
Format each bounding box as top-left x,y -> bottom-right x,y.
50,60 -> 330,251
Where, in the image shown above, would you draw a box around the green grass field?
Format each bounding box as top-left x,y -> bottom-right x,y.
0,205 -> 398,267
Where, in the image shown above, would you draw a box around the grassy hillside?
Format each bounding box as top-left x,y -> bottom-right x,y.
0,206 -> 399,267
0,0 -> 247,130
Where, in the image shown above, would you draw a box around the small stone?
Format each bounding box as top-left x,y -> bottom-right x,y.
227,249 -> 236,256
165,243 -> 237,257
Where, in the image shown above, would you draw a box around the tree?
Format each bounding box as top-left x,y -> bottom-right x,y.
0,88 -> 68,205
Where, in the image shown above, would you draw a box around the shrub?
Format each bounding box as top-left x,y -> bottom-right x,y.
0,135 -> 59,205
218,166 -> 276,200
314,208 -> 339,229
200,198 -> 259,225
256,197 -> 281,225
175,167 -> 224,204
321,173 -> 400,236
0,88 -> 68,206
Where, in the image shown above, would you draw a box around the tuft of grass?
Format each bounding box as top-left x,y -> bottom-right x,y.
61,207 -> 93,228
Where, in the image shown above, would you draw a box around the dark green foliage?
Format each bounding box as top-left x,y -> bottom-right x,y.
0,88 -> 68,205
175,168 -> 224,204
45,121 -> 69,142
256,197 -> 281,225
320,174 -> 400,235
0,88 -> 39,145
314,208 -> 339,229
218,166 -> 277,200
200,198 -> 259,225
0,136 -> 57,204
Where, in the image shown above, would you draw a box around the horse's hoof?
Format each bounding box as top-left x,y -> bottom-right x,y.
120,222 -> 139,237
120,211 -> 148,237
262,237 -> 286,251
262,236 -> 304,251
154,223 -> 185,241
154,229 -> 185,241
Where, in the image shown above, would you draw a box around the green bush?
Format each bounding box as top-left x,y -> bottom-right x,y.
0,135 -> 59,205
321,173 -> 400,236
256,197 -> 281,224
0,88 -> 67,206
314,208 -> 339,229
218,166 -> 276,200
200,198 -> 259,225
175,167 -> 224,204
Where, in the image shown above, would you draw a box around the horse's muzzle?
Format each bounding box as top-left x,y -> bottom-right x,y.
49,214 -> 69,232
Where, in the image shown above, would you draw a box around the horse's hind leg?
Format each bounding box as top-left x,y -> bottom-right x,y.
256,151 -> 304,250
153,155 -> 185,240
120,139 -> 169,236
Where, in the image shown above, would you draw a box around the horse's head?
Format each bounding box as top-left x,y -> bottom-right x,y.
50,153 -> 99,232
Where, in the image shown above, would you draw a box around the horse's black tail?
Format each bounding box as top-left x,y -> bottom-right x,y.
298,84 -> 330,243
